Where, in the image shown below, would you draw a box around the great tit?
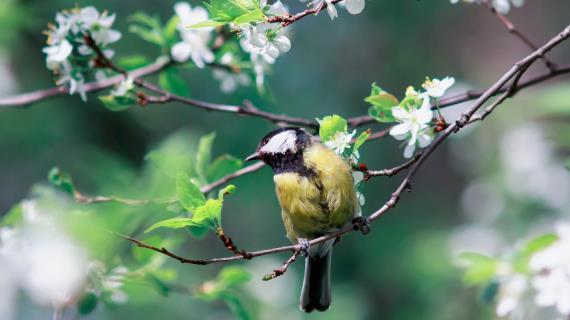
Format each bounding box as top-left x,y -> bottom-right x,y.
246,127 -> 359,312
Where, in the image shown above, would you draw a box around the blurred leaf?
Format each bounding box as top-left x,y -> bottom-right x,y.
480,281 -> 499,304
47,167 -> 75,195
457,252 -> 498,285
176,172 -> 206,211
129,12 -> 165,48
523,233 -> 558,256
132,235 -> 164,263
365,83 -> 399,123
2,202 -> 22,226
223,292 -> 252,320
99,95 -> 136,112
164,15 -> 180,47
218,266 -> 252,287
207,155 -> 243,182
188,224 -> 210,238
144,217 -> 195,233
159,68 -> 190,97
317,115 -> 347,142
566,158 -> 570,171
117,55 -> 151,70
196,133 -> 217,183
353,131 -> 370,154
78,292 -> 98,315
189,19 -> 226,29
145,273 -> 171,297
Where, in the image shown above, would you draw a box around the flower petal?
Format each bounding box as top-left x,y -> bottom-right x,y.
346,0 -> 365,15
390,123 -> 411,136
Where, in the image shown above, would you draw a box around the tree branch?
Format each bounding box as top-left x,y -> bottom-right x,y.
120,25 -> 570,267
266,0 -> 343,27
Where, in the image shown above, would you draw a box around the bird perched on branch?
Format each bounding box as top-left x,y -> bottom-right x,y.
245,127 -> 359,312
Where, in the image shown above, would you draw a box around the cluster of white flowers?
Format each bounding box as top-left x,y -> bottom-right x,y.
450,0 -> 524,14
529,223 -> 570,316
43,7 -> 121,101
170,3 -> 215,68
239,1 -> 291,64
88,262 -> 130,304
389,77 -> 455,158
212,53 -> 251,93
305,0 -> 365,20
325,130 -> 356,155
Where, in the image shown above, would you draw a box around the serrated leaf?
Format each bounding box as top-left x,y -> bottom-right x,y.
144,217 -> 195,233
457,252 -> 498,285
196,133 -> 217,183
47,167 -> 75,194
159,68 -> 190,97
317,115 -> 348,142
99,95 -> 135,112
176,172 -> 206,211
78,292 -> 98,315
207,155 -> 243,183
117,55 -> 151,70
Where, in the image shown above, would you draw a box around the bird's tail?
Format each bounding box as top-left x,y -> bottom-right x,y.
300,248 -> 332,312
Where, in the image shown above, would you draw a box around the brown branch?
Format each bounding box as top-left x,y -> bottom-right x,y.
200,162 -> 265,194
482,0 -> 556,72
266,0 -> 343,27
118,24 -> 570,267
363,153 -> 422,178
263,250 -> 301,281
217,229 -> 252,259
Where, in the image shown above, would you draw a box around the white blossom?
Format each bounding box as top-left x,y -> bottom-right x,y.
111,76 -> 135,97
450,0 -> 524,14
352,171 -> 366,206
422,77 -> 455,98
496,274 -> 528,317
170,2 -> 214,68
240,1 -> 291,64
325,130 -> 356,155
212,69 -> 250,93
390,97 -> 434,158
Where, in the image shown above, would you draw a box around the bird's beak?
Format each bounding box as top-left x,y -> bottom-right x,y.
244,152 -> 260,162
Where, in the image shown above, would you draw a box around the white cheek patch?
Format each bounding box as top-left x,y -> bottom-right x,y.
261,130 -> 297,154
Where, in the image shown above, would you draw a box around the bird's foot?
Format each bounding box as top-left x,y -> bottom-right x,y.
352,216 -> 371,235
297,238 -> 311,257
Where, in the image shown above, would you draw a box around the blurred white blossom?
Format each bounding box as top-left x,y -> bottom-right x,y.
325,130 -> 356,154
450,0 -> 524,14
390,97 -> 434,158
111,76 -> 135,97
496,274 -> 528,317
170,2 -> 214,68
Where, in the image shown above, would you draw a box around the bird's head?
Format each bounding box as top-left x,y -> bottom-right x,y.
245,127 -> 313,173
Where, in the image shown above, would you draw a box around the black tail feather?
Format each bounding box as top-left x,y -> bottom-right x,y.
300,249 -> 332,312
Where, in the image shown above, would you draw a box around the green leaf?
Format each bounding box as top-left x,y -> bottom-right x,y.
163,15 -> 180,47
353,131 -> 370,154
176,172 -> 206,211
188,224 -> 210,238
159,68 -> 190,97
145,273 -> 171,297
218,185 -> 236,201
207,155 -> 243,183
99,95 -> 136,112
457,252 -> 498,285
317,115 -> 348,142
365,83 -> 399,123
78,292 -> 98,315
232,9 -> 265,25
192,199 -> 223,229
218,266 -> 252,287
144,217 -> 195,233
128,12 -> 165,48
47,167 -> 75,194
117,55 -> 151,70
523,233 -> 559,256
2,202 -> 22,226
195,133 -> 217,183
188,19 -> 227,29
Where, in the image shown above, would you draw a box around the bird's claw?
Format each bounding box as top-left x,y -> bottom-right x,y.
297,238 -> 310,257
352,216 -> 371,235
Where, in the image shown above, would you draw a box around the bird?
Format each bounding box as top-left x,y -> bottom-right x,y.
245,127 -> 359,312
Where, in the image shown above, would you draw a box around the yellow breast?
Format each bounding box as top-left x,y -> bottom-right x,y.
274,144 -> 358,241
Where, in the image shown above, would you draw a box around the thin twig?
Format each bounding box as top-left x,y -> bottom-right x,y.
482,0 -> 556,71
118,25 -> 570,267
364,153 -> 422,178
200,162 -> 265,194
263,250 -> 301,281
266,0 -> 343,27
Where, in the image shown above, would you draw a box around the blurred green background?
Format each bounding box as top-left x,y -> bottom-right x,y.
1,0 -> 570,319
